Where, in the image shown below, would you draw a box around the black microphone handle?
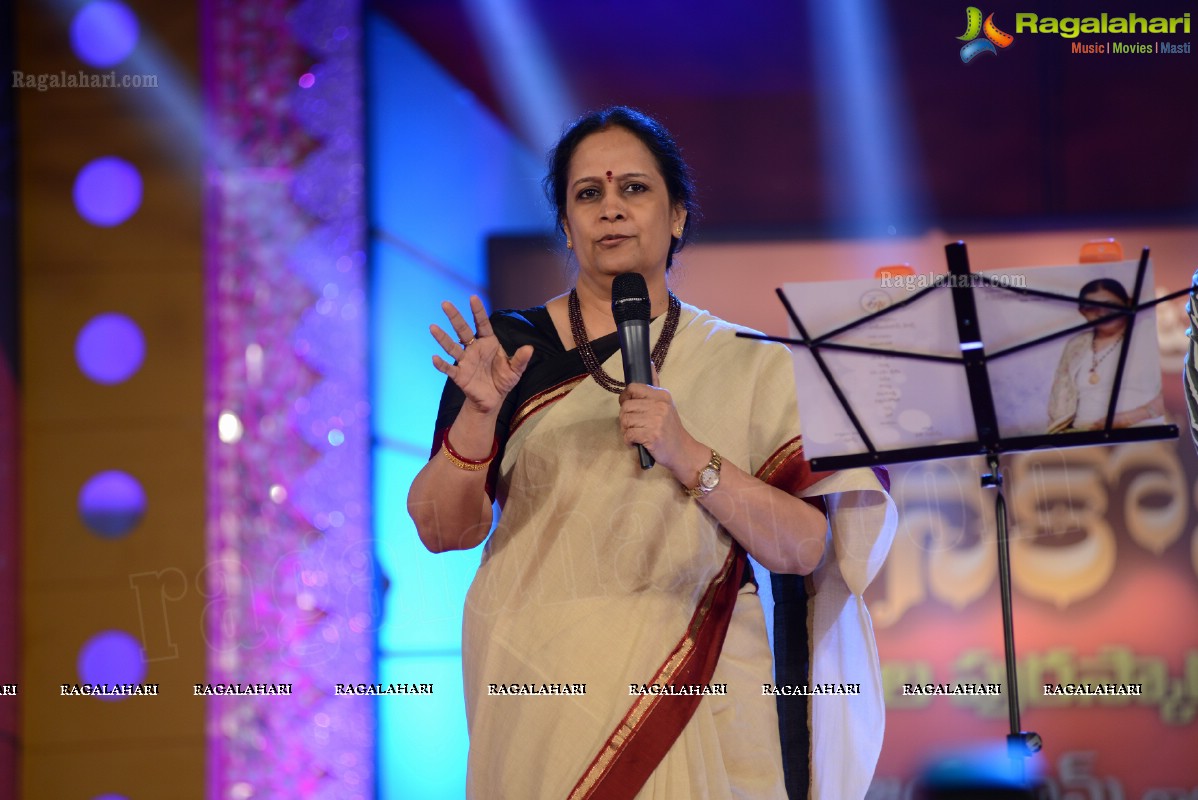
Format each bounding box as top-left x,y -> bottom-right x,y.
616,319 -> 656,469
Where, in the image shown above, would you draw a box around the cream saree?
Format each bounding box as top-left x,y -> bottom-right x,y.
457,303 -> 896,799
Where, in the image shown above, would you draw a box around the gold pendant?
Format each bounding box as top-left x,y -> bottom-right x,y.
1089,371 -> 1100,385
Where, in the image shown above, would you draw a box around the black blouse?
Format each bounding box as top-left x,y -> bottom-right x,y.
431,306 -> 621,498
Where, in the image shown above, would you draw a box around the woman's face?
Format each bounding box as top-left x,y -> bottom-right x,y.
561,126 -> 686,288
1080,288 -> 1128,337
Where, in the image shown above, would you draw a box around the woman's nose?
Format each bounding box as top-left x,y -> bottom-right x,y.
599,190 -> 626,221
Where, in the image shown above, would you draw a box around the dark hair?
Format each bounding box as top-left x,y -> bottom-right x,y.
1077,278 -> 1130,311
544,106 -> 699,269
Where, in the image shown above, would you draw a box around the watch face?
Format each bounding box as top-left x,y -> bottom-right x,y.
699,467 -> 720,490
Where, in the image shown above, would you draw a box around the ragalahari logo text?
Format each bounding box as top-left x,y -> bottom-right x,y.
958,7 -> 1015,62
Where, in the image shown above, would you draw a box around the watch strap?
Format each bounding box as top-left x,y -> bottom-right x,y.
684,449 -> 722,498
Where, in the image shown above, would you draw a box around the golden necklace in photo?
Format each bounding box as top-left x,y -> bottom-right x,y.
1089,335 -> 1123,385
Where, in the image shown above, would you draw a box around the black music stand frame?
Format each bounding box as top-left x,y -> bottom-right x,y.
741,241 -> 1182,783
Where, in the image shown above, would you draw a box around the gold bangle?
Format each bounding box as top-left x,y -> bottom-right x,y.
441,434 -> 497,471
442,443 -> 488,471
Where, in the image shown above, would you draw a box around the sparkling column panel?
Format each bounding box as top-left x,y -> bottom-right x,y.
203,0 -> 372,797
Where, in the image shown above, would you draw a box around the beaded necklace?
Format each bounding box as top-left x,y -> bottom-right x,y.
567,288 -> 681,393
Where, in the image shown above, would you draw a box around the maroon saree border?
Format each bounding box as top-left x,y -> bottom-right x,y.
755,435 -> 832,495
509,374 -> 585,437
567,543 -> 747,800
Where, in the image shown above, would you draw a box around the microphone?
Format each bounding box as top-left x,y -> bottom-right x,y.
612,272 -> 655,470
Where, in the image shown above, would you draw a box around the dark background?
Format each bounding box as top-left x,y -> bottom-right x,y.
378,0 -> 1198,237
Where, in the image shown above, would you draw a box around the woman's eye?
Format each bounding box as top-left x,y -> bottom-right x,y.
625,183 -> 647,193
577,187 -> 599,200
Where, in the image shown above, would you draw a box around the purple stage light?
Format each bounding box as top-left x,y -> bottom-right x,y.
71,0 -> 139,68
78,630 -> 146,701
78,470 -> 146,539
74,157 -> 143,227
75,313 -> 146,385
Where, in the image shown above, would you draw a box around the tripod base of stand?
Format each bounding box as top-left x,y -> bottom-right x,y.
1006,731 -> 1043,784
1007,731 -> 1042,758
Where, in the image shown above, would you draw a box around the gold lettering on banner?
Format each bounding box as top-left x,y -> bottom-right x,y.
873,442 -> 1198,627
871,460 -> 993,627
1009,448 -> 1115,608
1110,441 -> 1185,554
1169,649 -> 1198,726
928,506 -> 994,613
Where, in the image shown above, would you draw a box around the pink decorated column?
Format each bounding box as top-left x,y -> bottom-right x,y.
202,0 -> 373,796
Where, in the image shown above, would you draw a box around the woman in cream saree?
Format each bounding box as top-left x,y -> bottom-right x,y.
445,303 -> 894,799
408,106 -> 896,800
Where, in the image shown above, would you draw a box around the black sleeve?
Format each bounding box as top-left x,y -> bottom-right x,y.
427,305 -> 614,500
428,309 -> 551,500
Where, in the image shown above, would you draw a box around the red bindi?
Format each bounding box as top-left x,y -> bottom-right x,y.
605,171 -> 613,182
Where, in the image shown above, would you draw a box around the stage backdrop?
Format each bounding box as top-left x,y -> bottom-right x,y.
488,224 -> 1198,796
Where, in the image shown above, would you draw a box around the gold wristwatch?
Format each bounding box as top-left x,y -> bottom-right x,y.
684,450 -> 722,498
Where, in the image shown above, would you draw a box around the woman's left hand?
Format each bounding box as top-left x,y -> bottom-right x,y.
618,379 -> 708,483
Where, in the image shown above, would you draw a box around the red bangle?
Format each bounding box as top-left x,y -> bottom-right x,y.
442,433 -> 499,471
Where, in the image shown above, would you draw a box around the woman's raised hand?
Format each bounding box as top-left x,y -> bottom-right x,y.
430,295 -> 533,415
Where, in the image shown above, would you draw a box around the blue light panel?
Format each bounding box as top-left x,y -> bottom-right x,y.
367,14 -> 547,798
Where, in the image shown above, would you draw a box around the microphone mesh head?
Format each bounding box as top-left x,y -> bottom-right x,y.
611,273 -> 651,323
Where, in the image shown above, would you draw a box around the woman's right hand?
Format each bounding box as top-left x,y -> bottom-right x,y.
431,295 -> 533,415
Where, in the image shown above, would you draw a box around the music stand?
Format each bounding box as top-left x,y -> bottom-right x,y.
740,241 -> 1185,783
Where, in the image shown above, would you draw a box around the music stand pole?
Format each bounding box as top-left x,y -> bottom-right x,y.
981,454 -> 1042,782
947,241 -> 1041,782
